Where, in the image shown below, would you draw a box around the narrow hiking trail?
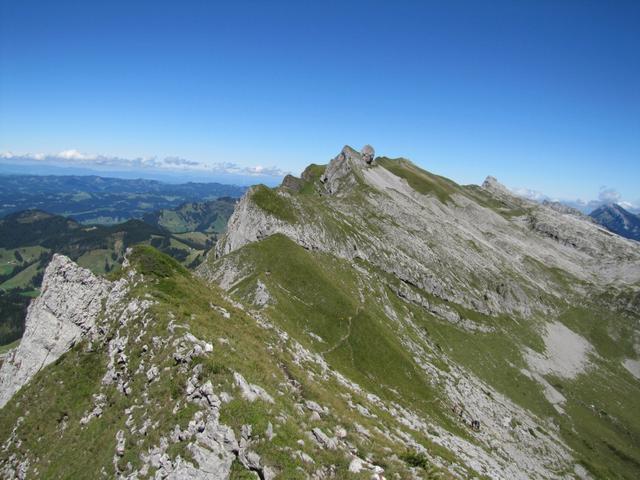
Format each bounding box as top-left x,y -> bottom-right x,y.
321,303 -> 361,356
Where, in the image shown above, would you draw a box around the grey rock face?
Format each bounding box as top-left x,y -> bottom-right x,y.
253,280 -> 272,307
481,175 -> 511,196
212,147 -> 640,319
542,200 -> 592,220
233,371 -> 275,403
320,145 -> 372,194
311,427 -> 338,449
0,255 -> 111,408
281,174 -> 304,192
212,187 -> 340,259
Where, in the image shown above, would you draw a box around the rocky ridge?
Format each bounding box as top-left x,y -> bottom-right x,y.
215,145 -> 640,315
201,145 -> 640,479
0,251 -> 281,479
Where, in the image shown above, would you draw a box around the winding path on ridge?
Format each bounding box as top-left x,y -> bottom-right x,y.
321,303 -> 361,356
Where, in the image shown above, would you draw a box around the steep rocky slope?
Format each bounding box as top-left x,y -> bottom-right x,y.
0,254 -> 110,407
1,145 -> 639,479
0,209 -> 216,345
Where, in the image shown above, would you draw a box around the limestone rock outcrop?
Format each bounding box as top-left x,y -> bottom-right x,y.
281,174 -> 304,192
0,255 -> 110,407
481,175 -> 518,200
320,145 -> 374,194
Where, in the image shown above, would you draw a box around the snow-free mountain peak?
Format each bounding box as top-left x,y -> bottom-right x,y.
590,202 -> 640,242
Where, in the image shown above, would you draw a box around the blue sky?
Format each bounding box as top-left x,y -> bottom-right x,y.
0,1 -> 638,205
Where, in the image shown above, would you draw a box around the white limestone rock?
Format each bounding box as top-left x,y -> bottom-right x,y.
320,145 -> 371,195
0,255 -> 111,408
361,144 -> 375,164
233,371 -> 275,403
311,427 -> 338,449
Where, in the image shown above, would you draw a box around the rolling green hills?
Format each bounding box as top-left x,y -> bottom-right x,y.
0,200 -> 235,344
143,197 -> 236,235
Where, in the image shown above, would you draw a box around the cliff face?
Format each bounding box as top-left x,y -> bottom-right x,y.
213,146 -> 640,317
0,255 -> 111,407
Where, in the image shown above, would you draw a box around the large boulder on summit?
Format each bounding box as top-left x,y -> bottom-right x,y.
361,145 -> 375,164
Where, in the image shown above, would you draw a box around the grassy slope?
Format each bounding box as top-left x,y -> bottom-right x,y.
250,185 -> 298,223
228,235 -> 441,407
1,262 -> 41,289
0,246 -> 49,284
376,157 -> 461,204
150,200 -> 234,234
220,235 -> 479,441
0,247 -> 460,479
0,338 -> 19,355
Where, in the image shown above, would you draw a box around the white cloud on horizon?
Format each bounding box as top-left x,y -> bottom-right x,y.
510,187 -> 549,202
597,186 -> 621,204
509,183 -> 639,214
57,149 -> 97,161
0,150 -> 289,178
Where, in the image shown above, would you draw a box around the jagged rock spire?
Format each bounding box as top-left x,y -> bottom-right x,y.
320,145 -> 375,194
481,175 -> 513,197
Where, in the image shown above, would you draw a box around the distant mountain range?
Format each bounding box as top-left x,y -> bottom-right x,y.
0,173 -> 246,224
590,203 -> 640,242
516,191 -> 640,243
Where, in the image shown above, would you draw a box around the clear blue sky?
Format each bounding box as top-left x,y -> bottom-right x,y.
1,1 -> 638,202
